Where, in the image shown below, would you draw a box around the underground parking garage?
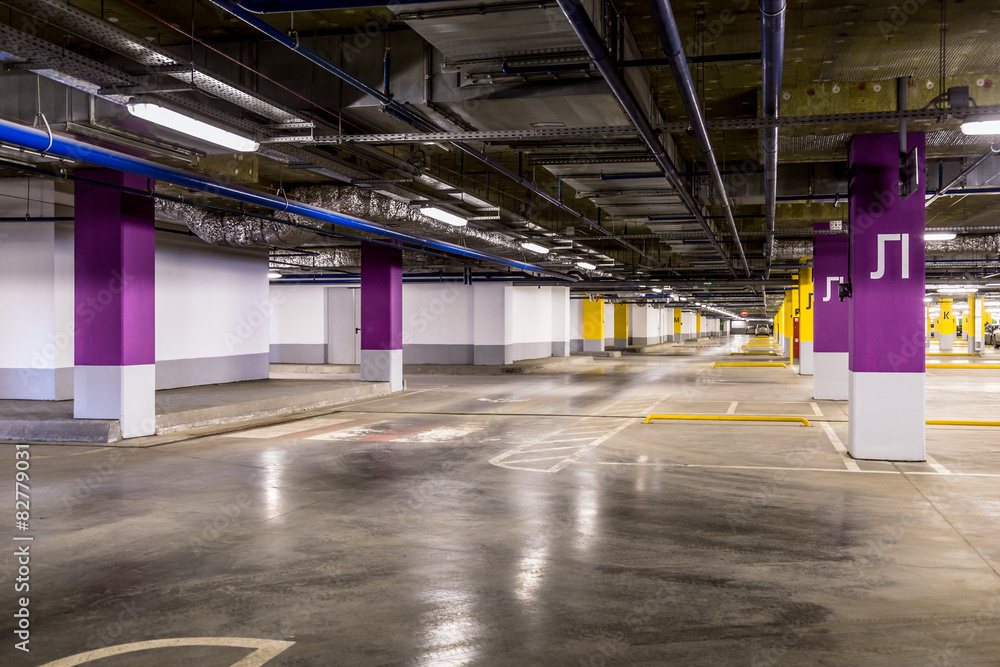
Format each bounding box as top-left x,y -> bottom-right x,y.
1,0 -> 1000,664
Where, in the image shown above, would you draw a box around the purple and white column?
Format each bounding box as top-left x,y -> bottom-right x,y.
813,223 -> 849,399
74,170 -> 156,438
847,133 -> 926,461
360,241 -> 403,391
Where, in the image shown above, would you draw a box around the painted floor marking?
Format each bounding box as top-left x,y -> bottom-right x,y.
925,454 -> 953,475
38,638 -> 295,667
490,395 -> 666,473
727,401 -> 739,414
224,416 -> 354,439
810,402 -> 824,416
819,421 -> 861,472
588,461 -> 1000,477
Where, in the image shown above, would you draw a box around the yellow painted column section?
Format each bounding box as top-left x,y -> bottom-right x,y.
613,302 -> 628,344
939,298 -> 955,334
782,292 -> 793,356
583,298 -> 605,341
798,268 -> 813,342
968,293 -> 977,343
696,312 -> 702,335
673,308 -> 682,338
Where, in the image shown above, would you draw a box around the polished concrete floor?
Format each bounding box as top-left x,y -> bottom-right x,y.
3,338 -> 1000,665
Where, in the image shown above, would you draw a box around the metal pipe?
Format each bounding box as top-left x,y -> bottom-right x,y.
760,0 -> 786,278
647,0 -> 750,277
0,117 -> 569,278
236,0 -> 440,12
925,143 -> 1000,207
554,0 -> 736,276
206,0 -> 662,269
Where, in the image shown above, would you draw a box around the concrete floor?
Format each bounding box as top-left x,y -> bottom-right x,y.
3,338 -> 1000,665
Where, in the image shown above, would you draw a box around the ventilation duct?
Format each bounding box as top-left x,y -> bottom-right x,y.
155,200 -> 320,248
286,186 -> 524,254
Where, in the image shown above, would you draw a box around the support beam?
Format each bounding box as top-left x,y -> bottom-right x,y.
73,170 -> 156,438
812,223 -> 848,399
847,133 -> 927,461
360,242 -> 403,391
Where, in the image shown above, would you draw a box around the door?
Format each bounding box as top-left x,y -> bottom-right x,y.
326,287 -> 361,364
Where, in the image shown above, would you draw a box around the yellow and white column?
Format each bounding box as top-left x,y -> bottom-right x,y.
613,302 -> 628,348
798,267 -> 814,375
938,298 -> 956,352
781,291 -> 793,357
673,308 -> 682,343
582,297 -> 605,353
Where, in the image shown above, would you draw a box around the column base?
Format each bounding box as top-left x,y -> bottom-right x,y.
360,349 -> 403,392
582,339 -> 605,353
74,364 -> 155,438
848,371 -> 925,461
799,341 -> 814,376
813,352 -> 848,400
613,338 -> 627,348
939,333 -> 955,352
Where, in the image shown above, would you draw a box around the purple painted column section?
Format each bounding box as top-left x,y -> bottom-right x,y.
847,133 -> 926,461
848,133 -> 927,372
360,241 -> 402,351
74,169 -> 155,366
813,223 -> 849,355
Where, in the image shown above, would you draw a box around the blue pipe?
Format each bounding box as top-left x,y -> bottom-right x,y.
0,118 -> 569,279
761,0 -> 786,278
206,0 -> 661,268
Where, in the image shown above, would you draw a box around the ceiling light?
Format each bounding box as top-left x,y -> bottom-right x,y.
267,271 -> 282,280
521,241 -> 549,254
680,297 -> 688,301
937,287 -> 978,294
924,232 -> 957,241
924,297 -> 932,302
576,261 -> 596,270
961,118 -> 1000,135
652,287 -> 662,293
126,102 -> 259,152
420,206 -> 467,227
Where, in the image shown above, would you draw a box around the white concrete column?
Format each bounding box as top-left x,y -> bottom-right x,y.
473,282 -> 513,364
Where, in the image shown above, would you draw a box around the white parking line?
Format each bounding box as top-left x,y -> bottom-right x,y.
810,402 -> 824,416
925,455 -> 953,475
727,401 -> 739,414
819,421 -> 861,471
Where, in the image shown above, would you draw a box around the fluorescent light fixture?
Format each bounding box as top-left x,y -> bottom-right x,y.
521,241 -> 549,254
924,232 -> 957,241
652,287 -> 662,293
937,287 -> 978,294
679,297 -> 688,301
267,271 -> 282,280
924,297 -> 932,302
420,206 -> 467,227
961,118 -> 1000,135
127,102 -> 259,152
576,261 -> 596,270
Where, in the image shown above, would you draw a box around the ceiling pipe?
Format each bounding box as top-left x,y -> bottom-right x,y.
554,0 -> 736,277
647,0 -> 751,278
0,117 -> 570,279
760,0 -> 786,279
206,0 -> 664,270
925,142 -> 1000,207
234,0 -> 431,11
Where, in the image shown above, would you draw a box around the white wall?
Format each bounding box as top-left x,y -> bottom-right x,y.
405,282 -> 473,346
269,283 -> 327,363
155,233 -> 270,389
570,298 -> 584,349
0,179 -> 75,400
